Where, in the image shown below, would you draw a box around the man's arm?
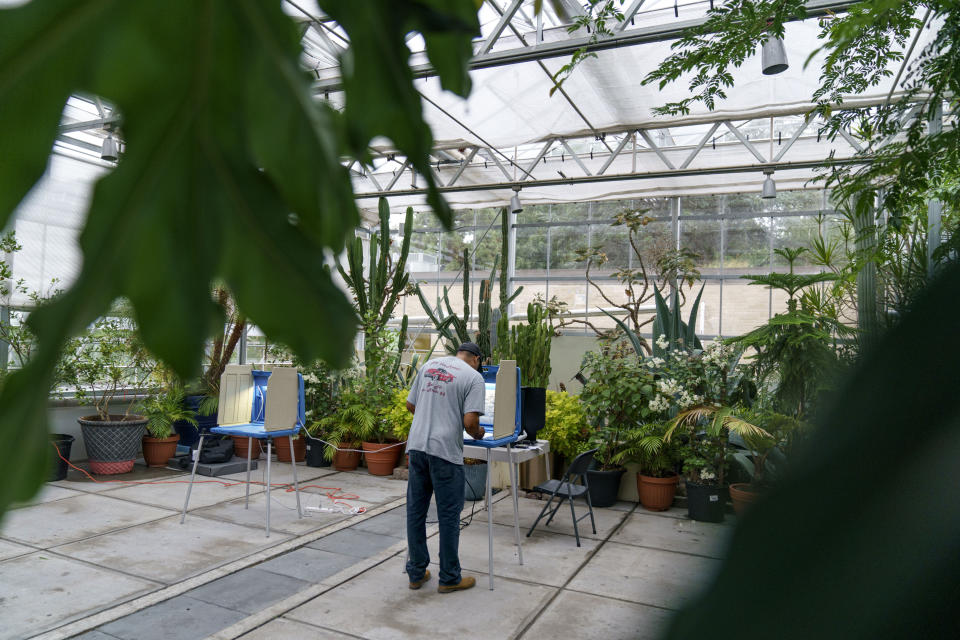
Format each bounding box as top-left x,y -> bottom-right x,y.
406,401 -> 416,415
463,412 -> 484,440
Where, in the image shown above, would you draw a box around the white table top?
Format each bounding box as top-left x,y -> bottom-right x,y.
463,439 -> 550,463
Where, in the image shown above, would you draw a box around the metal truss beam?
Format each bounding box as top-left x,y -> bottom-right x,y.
478,0 -> 525,55
353,157 -> 870,199
637,129 -> 676,170
313,0 -> 857,92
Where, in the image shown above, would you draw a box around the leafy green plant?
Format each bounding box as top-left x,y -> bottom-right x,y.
579,343 -> 659,469
542,390 -> 591,460
137,384 -> 197,439
0,0 -> 479,518
196,286 -> 246,417
383,386 -> 413,442
730,410 -> 801,490
612,421 -> 680,478
666,404 -> 771,486
728,247 -> 844,417
57,312 -> 158,421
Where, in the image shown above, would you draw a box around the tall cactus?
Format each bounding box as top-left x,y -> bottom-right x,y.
499,302 -> 552,387
337,197 -> 412,375
415,208 -> 520,360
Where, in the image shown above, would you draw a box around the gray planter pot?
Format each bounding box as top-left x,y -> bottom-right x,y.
79,415 -> 148,463
464,462 -> 488,501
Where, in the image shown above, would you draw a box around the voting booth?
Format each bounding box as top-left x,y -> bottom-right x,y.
180,365 -> 306,537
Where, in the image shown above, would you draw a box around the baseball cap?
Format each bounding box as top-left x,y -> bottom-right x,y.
457,342 -> 482,358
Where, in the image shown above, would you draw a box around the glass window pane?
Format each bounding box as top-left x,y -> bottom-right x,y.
721,279 -> 770,336
724,217 -> 771,271
679,218 -> 721,271
550,225 -> 586,271
772,216 -> 821,268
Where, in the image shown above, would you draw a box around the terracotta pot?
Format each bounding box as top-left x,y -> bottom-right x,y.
142,434 -> 180,467
232,436 -> 262,460
362,442 -> 401,476
333,445 -> 361,471
729,482 -> 762,515
273,436 -> 306,463
637,473 -> 679,512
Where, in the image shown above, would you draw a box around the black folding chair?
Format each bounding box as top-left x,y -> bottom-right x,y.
526,448 -> 597,546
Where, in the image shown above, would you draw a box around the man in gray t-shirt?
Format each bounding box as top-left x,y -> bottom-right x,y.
404,342 -> 486,593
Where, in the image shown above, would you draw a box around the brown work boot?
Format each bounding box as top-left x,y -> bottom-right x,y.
438,576 -> 476,593
409,569 -> 431,590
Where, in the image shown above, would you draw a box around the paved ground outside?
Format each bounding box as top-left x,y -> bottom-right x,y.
1,459 -> 733,640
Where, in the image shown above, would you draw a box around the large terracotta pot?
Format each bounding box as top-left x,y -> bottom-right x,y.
362,441 -> 401,476
274,436 -> 306,463
333,445 -> 361,471
637,473 -> 679,511
232,436 -> 262,460
729,482 -> 762,515
142,434 -> 180,467
79,415 -> 148,475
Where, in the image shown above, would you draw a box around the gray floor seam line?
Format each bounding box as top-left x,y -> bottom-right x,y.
39,547 -> 168,585
560,585 -> 681,611
8,511 -> 179,552
513,502 -> 638,640
605,538 -> 728,560
28,497 -> 408,640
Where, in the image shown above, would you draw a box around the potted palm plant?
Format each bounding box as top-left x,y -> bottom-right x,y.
615,421 -> 680,511
728,410 -> 800,514
579,344 -> 658,507
666,405 -> 771,522
137,385 -> 197,467
316,388 -> 374,472
59,313 -> 158,474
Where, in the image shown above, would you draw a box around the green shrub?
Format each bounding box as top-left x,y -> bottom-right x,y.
542,390 -> 591,459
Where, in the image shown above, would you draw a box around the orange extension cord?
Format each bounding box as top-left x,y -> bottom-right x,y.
50,441 -> 367,513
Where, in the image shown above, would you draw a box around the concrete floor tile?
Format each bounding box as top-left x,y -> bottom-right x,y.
0,538 -> 34,562
99,595 -> 246,640
255,547 -> 361,584
190,492 -> 358,536
0,552 -> 158,640
303,471 -> 407,504
612,511 -> 732,559
608,500 -> 639,512
219,462 -> 340,486
350,508 -> 407,539
105,477 -> 263,511
12,484 -> 84,507
53,515 -> 291,584
187,567 -> 311,614
635,505 -> 697,520
427,521 -> 598,587
307,528 -> 404,559
237,618 -> 355,639
287,556 -> 557,639
496,496 -> 628,542
523,589 -> 673,640
53,465 -> 186,493
70,630 -> 124,640
0,494 -> 172,548
567,542 -> 720,609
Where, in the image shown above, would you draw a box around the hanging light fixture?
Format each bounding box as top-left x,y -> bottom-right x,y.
101,133 -> 119,162
510,186 -> 523,214
761,170 -> 777,199
761,19 -> 789,75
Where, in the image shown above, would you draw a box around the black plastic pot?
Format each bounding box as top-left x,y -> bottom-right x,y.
586,467 -> 625,507
49,433 -> 75,481
175,395 -> 204,448
686,481 -> 727,522
305,439 -> 331,467
521,387 -> 546,442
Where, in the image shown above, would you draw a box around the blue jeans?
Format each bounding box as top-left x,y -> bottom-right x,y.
406,450 -> 465,586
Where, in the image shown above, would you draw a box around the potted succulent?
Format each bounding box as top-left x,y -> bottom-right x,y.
579,344 -> 658,507
615,421 -> 680,512
137,385 -> 197,467
58,313 -> 158,474
666,405 -> 770,522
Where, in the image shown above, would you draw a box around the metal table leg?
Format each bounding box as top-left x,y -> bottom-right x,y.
289,434 -> 303,519
266,438 -> 272,537
486,447 -> 494,590
506,444 -> 523,566
245,436 -> 253,509
180,435 -> 205,524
